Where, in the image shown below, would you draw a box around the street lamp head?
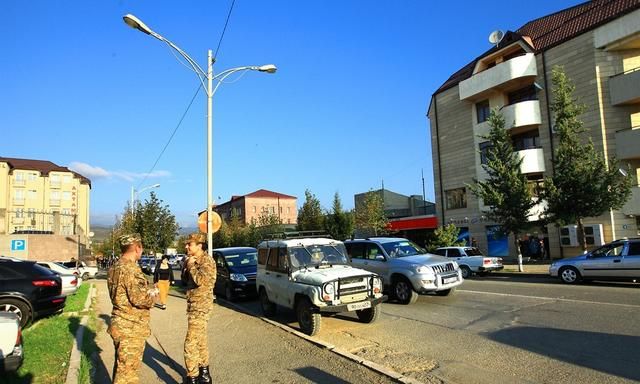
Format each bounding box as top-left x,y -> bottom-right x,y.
123,14 -> 154,35
151,183 -> 161,188
257,64 -> 277,74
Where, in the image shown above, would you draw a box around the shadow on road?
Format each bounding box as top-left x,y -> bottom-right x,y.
489,326 -> 640,381
294,366 -> 353,384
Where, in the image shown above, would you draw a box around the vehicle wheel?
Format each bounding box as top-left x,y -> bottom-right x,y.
259,288 -> 276,317
460,265 -> 472,279
356,304 -> 380,323
559,267 -> 581,284
82,272 -> 89,280
435,288 -> 456,296
0,298 -> 32,328
296,298 -> 321,336
392,277 -> 418,305
225,284 -> 235,302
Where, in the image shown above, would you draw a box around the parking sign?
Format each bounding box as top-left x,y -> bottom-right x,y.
11,239 -> 26,251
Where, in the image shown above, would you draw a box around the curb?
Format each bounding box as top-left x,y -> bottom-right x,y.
490,272 -> 552,279
219,298 -> 425,384
65,284 -> 96,384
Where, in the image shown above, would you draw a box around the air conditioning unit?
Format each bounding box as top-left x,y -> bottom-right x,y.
560,224 -> 604,247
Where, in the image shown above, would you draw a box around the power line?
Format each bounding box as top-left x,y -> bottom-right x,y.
213,0 -> 236,62
136,84 -> 202,190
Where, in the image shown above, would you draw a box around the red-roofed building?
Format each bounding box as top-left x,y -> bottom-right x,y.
428,0 -> 640,259
213,189 -> 298,226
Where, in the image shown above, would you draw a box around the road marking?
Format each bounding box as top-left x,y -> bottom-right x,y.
458,289 -> 640,309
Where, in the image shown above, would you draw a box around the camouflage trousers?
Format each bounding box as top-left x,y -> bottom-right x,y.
112,335 -> 146,384
184,309 -> 212,376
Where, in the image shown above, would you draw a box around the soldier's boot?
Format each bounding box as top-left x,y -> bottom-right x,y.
183,376 -> 198,384
199,366 -> 212,384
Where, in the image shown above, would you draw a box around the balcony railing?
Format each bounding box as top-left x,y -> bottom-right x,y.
609,67 -> 640,105
459,53 -> 537,100
622,186 -> 640,216
50,199 -> 61,206
501,100 -> 541,129
615,127 -> 640,160
13,198 -> 25,206
517,148 -> 546,174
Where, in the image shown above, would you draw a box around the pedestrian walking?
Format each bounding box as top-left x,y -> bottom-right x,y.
153,255 -> 174,310
107,233 -> 158,384
182,233 -> 216,384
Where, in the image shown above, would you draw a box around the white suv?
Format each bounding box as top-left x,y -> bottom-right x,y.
434,247 -> 503,279
256,235 -> 386,336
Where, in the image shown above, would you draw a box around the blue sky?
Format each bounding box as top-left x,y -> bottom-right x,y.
1,0 -> 581,227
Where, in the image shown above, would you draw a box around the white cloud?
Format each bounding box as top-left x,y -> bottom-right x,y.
69,161 -> 171,182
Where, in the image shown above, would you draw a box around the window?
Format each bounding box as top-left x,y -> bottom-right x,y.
512,131 -> 540,150
51,191 -> 60,200
50,174 -> 60,183
28,190 -> 37,199
508,85 -> 537,105
447,249 -> 461,257
14,189 -> 25,200
476,100 -> 490,123
27,208 -> 36,219
266,247 -> 288,273
63,191 -> 72,201
63,175 -> 72,183
433,249 -> 446,256
14,172 -> 25,182
445,188 -> 467,210
287,207 -> 291,214
526,175 -> 544,197
252,206 -> 256,213
28,173 -> 37,181
479,141 -> 493,165
258,248 -> 268,265
627,242 -> 640,256
346,243 -> 366,259
366,244 -> 384,260
15,209 -> 24,218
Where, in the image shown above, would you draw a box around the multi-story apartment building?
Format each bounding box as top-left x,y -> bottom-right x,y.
0,157 -> 92,259
213,189 -> 298,225
428,1 -> 640,259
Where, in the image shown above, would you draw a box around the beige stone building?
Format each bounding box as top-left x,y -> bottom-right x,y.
214,189 -> 298,226
428,1 -> 640,259
0,157 -> 91,260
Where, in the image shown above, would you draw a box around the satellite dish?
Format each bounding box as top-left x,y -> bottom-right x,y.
489,30 -> 504,46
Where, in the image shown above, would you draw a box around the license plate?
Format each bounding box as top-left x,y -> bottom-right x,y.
443,276 -> 458,284
347,301 -> 371,311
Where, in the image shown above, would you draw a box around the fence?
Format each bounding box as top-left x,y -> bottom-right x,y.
1,209 -> 78,235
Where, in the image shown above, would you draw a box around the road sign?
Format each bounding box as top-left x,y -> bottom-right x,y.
11,239 -> 26,251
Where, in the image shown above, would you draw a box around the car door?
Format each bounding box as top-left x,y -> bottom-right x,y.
266,247 -> 290,307
361,243 -> 387,277
582,242 -> 625,278
346,242 -> 367,270
622,241 -> 640,278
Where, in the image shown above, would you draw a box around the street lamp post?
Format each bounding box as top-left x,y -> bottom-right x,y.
123,14 -> 276,256
131,183 -> 161,214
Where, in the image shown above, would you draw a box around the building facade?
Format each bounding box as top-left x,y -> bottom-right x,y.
0,157 -> 92,259
428,1 -> 640,259
213,189 -> 298,225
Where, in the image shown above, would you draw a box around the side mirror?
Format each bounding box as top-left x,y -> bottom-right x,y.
375,255 -> 385,261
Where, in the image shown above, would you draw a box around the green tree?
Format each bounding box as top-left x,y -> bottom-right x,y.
467,109 -> 535,271
297,189 -> 324,231
542,66 -> 633,252
354,190 -> 388,237
426,224 -> 466,252
324,192 -> 354,240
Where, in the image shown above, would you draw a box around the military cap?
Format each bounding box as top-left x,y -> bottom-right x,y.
186,232 -> 206,244
118,233 -> 142,247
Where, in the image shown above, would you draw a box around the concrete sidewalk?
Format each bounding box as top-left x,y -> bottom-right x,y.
93,281 -> 398,384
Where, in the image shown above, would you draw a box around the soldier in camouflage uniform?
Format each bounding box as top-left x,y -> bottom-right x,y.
107,233 -> 158,384
182,233 -> 216,384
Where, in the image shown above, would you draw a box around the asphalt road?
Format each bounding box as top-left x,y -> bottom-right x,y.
233,275 -> 640,384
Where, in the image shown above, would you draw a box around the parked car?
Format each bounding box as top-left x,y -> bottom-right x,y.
213,247 -> 258,301
0,256 -> 66,328
57,261 -> 98,280
257,234 -> 386,336
345,238 -> 463,305
434,246 -> 503,278
0,312 -> 23,372
549,238 -> 640,284
144,258 -> 157,275
36,261 -> 81,296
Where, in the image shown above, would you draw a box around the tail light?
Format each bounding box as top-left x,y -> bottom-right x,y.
483,259 -> 492,265
16,327 -> 22,346
32,279 -> 59,287
52,298 -> 65,304
71,277 -> 78,286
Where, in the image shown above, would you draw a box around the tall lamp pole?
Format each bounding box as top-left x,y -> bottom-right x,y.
130,183 -> 161,214
123,14 -> 276,256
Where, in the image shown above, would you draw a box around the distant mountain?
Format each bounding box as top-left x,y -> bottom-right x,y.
179,226 -> 198,235
90,225 -> 113,242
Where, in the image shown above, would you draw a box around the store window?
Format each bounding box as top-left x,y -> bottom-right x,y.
445,188 -> 467,210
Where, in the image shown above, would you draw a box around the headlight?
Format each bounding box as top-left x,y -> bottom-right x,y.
323,283 -> 335,294
414,265 -> 432,274
230,273 -> 248,282
369,276 -> 382,293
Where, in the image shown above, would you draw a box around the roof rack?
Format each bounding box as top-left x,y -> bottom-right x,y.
264,230 -> 332,240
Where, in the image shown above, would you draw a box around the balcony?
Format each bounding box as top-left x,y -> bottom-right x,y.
528,198 -> 547,222
517,148 -> 546,174
609,68 -> 640,106
459,53 -> 537,100
615,128 -> 640,159
501,100 -> 541,129
622,186 -> 640,216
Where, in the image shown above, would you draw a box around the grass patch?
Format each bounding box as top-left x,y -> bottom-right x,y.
64,283 -> 90,313
2,316 -> 78,384
78,310 -> 99,384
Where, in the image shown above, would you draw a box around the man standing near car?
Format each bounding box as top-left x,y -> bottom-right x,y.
182,233 -> 216,384
107,233 -> 158,384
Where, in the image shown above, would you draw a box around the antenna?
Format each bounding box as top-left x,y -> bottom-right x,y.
488,30 -> 504,46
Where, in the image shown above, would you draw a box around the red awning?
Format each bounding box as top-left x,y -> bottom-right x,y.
388,216 -> 438,231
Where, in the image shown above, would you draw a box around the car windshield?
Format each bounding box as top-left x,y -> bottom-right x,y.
381,241 -> 426,258
465,247 -> 483,256
224,251 -> 257,267
289,244 -> 349,269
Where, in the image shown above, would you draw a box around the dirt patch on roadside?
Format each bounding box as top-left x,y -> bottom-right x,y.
353,345 -> 444,384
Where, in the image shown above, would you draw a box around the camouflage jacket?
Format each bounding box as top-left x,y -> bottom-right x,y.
107,258 -> 155,337
183,251 -> 216,312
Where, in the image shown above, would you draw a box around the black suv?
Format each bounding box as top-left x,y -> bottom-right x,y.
0,257 -> 66,327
